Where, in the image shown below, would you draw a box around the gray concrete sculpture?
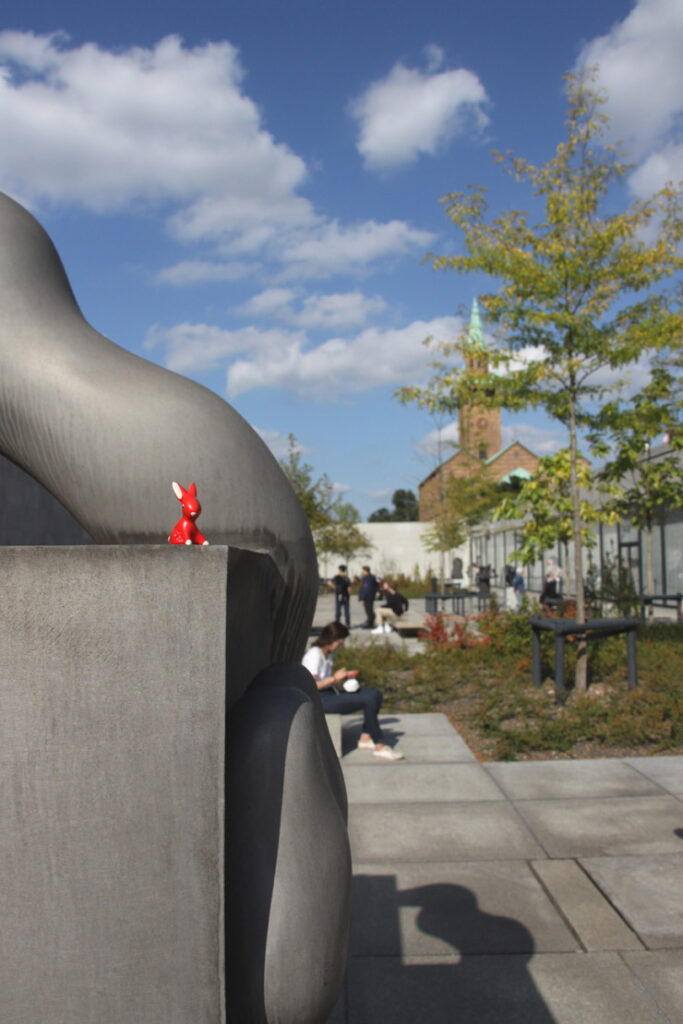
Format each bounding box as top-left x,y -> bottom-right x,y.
0,191 -> 351,1023
0,191 -> 316,703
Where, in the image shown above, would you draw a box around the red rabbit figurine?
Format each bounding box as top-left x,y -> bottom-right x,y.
168,481 -> 209,546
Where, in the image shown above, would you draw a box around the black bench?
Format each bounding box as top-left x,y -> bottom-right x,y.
640,593 -> 682,624
530,615 -> 640,694
425,591 -> 490,616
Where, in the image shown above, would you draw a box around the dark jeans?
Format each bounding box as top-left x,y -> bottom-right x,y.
335,594 -> 350,626
320,686 -> 383,744
362,599 -> 375,628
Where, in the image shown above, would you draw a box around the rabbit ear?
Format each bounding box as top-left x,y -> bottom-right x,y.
188,482 -> 197,495
172,481 -> 184,501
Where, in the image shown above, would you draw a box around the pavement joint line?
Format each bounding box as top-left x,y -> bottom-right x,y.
617,951 -> 678,1024
573,858 -> 653,948
528,858 -> 590,953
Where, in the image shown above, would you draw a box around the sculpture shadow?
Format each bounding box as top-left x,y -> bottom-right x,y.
337,875 -> 556,1023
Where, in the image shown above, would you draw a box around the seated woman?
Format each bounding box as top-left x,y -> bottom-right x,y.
302,621 -> 404,761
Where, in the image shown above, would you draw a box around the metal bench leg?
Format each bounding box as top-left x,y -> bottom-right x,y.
532,627 -> 542,688
555,635 -> 566,695
627,628 -> 638,690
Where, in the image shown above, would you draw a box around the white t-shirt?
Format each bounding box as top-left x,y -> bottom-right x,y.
302,645 -> 333,682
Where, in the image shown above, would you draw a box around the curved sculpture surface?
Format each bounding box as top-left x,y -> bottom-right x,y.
0,191 -> 317,693
0,192 -> 350,1024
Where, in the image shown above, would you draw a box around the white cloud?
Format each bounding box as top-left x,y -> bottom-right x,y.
224,315 -> 461,398
155,260 -> 255,285
0,32 -> 313,247
147,314 -> 460,398
577,0 -> 683,194
629,142 -> 683,198
235,288 -> 387,328
500,423 -> 562,456
350,51 -> 489,171
331,482 -> 352,495
144,321 -> 307,374
0,31 -> 437,281
280,219 -> 435,278
578,0 -> 683,157
253,428 -> 294,459
415,420 -> 460,459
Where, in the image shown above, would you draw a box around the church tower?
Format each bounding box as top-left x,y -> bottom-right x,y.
458,298 -> 501,460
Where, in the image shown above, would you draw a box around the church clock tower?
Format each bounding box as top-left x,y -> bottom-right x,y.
458,298 -> 501,460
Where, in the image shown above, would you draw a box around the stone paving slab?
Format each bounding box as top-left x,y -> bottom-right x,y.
531,859 -> 643,951
348,801 -> 545,862
513,795 -> 683,857
339,951 -> 671,1024
622,951 -> 683,1024
343,762 -> 504,803
580,853 -> 683,949
342,732 -> 477,763
625,755 -> 683,797
485,759 -> 664,801
349,861 -> 579,956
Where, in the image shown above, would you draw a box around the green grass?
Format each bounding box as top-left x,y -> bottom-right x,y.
343,613 -> 682,761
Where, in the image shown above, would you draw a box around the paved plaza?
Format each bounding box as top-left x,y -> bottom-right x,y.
311,595 -> 683,1024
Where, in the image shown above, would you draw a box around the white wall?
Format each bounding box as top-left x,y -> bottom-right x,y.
316,521 -> 469,584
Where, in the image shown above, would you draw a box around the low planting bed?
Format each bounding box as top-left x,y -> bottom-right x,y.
345,608 -> 682,762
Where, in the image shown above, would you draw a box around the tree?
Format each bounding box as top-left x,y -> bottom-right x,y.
316,501 -> 372,565
401,68 -> 682,691
493,449 -> 600,595
279,434 -> 371,564
590,352 -> 683,596
368,488 -> 419,522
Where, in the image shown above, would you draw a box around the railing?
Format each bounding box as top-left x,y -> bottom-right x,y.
640,593 -> 682,624
530,615 -> 640,694
424,591 -> 490,616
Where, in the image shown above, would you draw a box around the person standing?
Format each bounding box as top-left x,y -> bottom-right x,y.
512,566 -> 526,612
327,564 -> 351,626
358,565 -> 379,629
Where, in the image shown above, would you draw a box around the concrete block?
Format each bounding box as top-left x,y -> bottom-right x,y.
0,545 -> 229,1023
485,759 -> 663,801
580,854 -> 683,949
343,763 -> 504,804
622,951 -> 683,1024
513,795 -> 683,857
531,859 -> 643,951
348,801 -> 545,863
349,862 -> 578,957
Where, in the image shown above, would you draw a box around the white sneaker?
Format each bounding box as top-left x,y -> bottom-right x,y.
383,623 -> 392,633
371,625 -> 385,634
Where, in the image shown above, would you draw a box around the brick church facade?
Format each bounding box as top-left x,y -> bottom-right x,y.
418,299 -> 540,521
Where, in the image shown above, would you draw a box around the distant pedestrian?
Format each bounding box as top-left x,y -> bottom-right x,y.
358,565 -> 379,628
373,581 -> 409,633
512,566 -> 525,612
327,564 -> 352,626
541,557 -> 563,613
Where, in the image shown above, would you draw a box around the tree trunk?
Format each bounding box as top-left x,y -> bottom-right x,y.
569,392 -> 588,693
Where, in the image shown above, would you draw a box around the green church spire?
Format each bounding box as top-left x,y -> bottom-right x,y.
467,297 -> 486,351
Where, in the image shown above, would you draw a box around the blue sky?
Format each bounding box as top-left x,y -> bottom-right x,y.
1,0 -> 681,517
